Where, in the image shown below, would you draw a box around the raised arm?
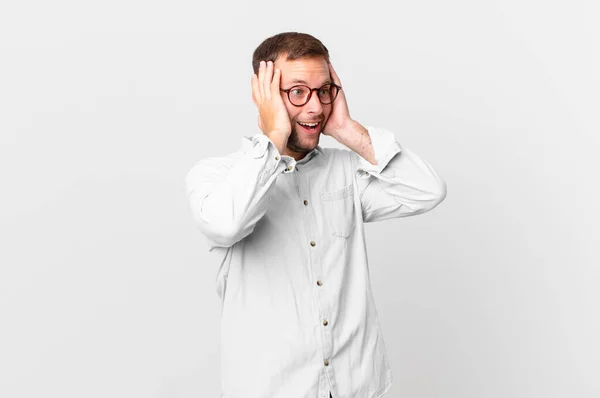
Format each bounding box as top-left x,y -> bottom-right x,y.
185,60 -> 295,249
185,136 -> 296,249
349,124 -> 447,222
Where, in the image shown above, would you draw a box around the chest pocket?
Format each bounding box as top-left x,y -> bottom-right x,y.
321,183 -> 356,239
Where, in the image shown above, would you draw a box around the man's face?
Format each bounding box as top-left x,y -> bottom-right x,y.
273,55 -> 333,158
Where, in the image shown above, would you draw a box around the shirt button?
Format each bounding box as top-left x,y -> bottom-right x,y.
316,280 -> 322,286
286,166 -> 293,172
310,241 -> 316,247
303,200 -> 308,206
365,172 -> 370,176
322,319 -> 328,326
275,155 -> 280,161
324,359 -> 329,366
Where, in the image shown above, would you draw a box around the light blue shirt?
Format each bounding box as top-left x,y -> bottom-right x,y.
185,125 -> 447,398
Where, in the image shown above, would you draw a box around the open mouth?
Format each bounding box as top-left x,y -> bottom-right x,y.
297,121 -> 321,134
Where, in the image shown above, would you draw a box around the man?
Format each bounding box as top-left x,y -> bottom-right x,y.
185,32 -> 447,398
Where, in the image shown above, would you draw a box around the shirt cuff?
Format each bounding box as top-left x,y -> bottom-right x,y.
242,134 -> 297,185
356,125 -> 402,175
242,133 -> 274,159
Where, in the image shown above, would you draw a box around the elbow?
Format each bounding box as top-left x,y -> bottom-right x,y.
185,167 -> 246,248
435,178 -> 447,206
190,206 -> 245,248
424,178 -> 447,213
186,190 -> 253,249
408,178 -> 447,215
204,225 -> 244,249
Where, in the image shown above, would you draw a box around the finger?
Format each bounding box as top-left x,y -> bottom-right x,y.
258,60 -> 265,99
251,74 -> 260,106
328,62 -> 341,85
263,61 -> 273,100
270,68 -> 281,98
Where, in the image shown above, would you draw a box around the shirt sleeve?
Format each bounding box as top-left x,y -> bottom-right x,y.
185,134 -> 297,249
353,125 -> 447,222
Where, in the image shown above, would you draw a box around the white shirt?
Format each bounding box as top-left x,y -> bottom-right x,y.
185,125 -> 447,398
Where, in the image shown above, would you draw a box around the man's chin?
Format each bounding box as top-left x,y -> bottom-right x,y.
301,132 -> 321,148
287,133 -> 320,154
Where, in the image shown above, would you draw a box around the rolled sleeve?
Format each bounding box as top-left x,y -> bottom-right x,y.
355,126 -> 402,175
242,134 -> 297,185
353,125 -> 447,222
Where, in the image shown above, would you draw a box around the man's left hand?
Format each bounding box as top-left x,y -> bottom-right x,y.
322,62 -> 353,138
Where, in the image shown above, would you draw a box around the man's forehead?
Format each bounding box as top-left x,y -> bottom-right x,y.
287,77 -> 332,85
276,56 -> 331,85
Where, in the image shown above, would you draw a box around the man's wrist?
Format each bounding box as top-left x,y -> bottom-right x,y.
329,119 -> 361,142
264,133 -> 288,156
331,120 -> 363,145
334,120 -> 377,165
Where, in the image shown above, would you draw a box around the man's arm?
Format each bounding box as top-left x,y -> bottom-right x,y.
186,60 -> 296,250
185,135 -> 295,249
322,62 -> 445,221
334,121 -> 447,222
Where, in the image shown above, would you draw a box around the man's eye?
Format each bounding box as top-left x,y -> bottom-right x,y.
291,89 -> 302,95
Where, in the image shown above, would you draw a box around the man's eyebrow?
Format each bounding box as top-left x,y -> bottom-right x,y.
289,78 -> 332,86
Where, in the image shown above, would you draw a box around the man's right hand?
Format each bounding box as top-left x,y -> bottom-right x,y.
251,60 -> 291,155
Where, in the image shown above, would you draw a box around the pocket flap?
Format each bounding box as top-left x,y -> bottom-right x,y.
321,184 -> 354,201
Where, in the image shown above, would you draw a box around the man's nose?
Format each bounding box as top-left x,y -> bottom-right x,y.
304,91 -> 323,114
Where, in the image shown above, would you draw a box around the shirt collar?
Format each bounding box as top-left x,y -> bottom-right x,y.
296,145 -> 323,164
241,134 -> 323,164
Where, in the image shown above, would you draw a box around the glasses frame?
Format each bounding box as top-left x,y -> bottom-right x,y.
280,83 -> 342,107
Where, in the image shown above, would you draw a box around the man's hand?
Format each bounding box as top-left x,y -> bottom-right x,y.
251,60 -> 291,155
322,62 -> 354,139
322,62 -> 377,165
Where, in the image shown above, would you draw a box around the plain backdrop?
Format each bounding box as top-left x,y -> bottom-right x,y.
1,1 -> 598,397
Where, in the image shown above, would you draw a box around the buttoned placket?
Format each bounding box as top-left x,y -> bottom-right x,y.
292,160 -> 335,396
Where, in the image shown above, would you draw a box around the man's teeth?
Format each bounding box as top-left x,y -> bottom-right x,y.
299,122 -> 319,127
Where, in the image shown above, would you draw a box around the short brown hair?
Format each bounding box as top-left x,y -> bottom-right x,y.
252,32 -> 330,74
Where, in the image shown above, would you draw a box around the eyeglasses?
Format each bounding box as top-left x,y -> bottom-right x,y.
280,83 -> 342,107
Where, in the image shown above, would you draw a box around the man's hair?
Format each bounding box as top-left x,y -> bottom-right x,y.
252,32 -> 330,74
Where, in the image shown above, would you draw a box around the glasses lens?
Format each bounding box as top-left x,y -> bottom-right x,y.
318,84 -> 336,104
289,86 -> 310,106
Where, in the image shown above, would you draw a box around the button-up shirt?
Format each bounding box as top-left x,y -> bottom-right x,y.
185,125 -> 447,398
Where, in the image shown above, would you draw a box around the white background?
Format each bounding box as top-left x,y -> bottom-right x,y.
1,1 -> 598,397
